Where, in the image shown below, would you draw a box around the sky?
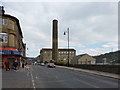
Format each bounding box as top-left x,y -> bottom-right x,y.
0,0 -> 118,57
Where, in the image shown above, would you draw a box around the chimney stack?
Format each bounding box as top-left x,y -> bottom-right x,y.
52,19 -> 58,62
0,6 -> 5,15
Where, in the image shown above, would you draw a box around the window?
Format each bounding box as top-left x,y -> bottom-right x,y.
0,33 -> 8,43
0,18 -> 8,25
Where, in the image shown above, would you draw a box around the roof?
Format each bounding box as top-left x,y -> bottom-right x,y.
40,48 -> 76,51
40,48 -> 76,53
76,54 -> 90,59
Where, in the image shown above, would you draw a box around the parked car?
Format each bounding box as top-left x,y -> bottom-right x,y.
47,63 -> 56,68
40,63 -> 45,66
37,62 -> 41,65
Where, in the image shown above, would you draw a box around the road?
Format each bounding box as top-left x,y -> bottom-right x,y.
2,65 -> 119,89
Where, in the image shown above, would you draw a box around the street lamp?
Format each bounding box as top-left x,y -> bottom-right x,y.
64,28 -> 70,67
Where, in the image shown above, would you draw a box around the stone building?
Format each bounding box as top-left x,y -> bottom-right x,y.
39,48 -> 76,63
71,54 -> 96,64
36,55 -> 40,63
0,6 -> 26,69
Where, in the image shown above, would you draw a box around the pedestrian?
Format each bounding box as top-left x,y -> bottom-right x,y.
25,63 -> 31,70
22,62 -> 24,68
4,61 -> 10,71
13,60 -> 18,71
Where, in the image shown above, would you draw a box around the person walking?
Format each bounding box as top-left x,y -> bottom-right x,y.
4,61 -> 10,71
22,62 -> 24,68
13,60 -> 18,71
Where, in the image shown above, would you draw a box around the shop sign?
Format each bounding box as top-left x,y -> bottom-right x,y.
0,50 -> 22,56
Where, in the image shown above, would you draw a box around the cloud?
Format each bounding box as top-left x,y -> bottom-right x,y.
77,42 -> 118,56
3,2 -> 118,57
101,42 -> 118,49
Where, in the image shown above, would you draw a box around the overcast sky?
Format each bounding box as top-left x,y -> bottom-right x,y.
1,1 -> 118,57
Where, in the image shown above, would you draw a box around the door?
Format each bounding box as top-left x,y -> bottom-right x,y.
7,58 -> 16,69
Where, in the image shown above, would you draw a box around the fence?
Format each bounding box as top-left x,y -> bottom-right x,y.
70,64 -> 120,74
56,62 -> 119,74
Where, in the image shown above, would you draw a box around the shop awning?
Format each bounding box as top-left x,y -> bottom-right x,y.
0,47 -> 22,56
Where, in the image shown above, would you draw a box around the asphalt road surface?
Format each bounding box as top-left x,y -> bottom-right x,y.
2,65 -> 119,89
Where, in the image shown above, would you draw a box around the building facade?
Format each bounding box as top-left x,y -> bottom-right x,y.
40,48 -> 76,63
0,6 -> 26,69
36,55 -> 40,63
71,54 -> 96,64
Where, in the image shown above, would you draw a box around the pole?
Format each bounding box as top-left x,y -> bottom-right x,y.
68,28 -> 69,67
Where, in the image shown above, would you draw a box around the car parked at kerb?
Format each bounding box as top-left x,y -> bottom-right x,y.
47,63 -> 56,68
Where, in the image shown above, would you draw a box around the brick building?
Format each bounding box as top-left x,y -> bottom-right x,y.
0,6 -> 26,69
39,48 -> 76,63
71,54 -> 96,64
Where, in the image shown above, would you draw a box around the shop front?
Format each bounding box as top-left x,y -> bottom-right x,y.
0,47 -> 22,69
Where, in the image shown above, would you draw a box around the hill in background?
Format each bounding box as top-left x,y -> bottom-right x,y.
93,50 -> 120,64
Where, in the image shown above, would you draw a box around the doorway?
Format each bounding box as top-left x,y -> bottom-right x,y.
7,58 -> 16,69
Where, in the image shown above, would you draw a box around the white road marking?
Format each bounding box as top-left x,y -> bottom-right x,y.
30,72 -> 36,89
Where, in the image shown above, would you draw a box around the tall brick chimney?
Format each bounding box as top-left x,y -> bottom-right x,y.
52,19 -> 58,62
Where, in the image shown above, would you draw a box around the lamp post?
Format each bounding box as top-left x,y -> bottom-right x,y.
64,28 -> 69,67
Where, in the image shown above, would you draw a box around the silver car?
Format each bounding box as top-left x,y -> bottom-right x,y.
40,63 -> 45,66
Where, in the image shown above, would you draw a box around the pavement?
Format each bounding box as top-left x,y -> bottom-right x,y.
57,65 -> 120,79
